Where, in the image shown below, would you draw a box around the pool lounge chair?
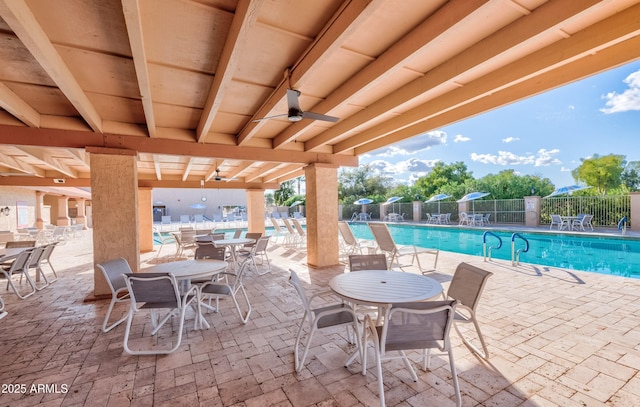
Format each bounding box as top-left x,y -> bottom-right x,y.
368,223 -> 438,274
338,221 -> 375,255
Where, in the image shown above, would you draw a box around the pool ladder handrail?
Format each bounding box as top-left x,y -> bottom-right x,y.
482,231 -> 502,262
511,233 -> 529,266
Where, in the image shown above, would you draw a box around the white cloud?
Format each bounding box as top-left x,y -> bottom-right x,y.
470,151 -> 534,165
560,166 -> 571,172
470,148 -> 561,166
502,137 -> 520,143
370,131 -> 447,156
600,69 -> 640,113
534,148 -> 561,166
367,158 -> 440,175
453,134 -> 470,143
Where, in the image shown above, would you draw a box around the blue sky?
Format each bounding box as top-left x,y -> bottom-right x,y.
360,60 -> 640,188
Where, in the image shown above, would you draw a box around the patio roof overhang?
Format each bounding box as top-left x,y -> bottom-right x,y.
0,0 -> 637,189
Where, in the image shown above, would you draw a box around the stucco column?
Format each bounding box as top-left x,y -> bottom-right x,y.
35,191 -> 44,229
139,187 -> 153,253
246,189 -> 265,235
75,198 -> 87,229
412,201 -> 421,222
305,163 -> 339,268
524,196 -> 541,227
89,148 -> 140,297
56,196 -> 70,226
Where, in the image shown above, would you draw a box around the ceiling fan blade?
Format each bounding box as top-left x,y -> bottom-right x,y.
286,88 -> 301,110
302,111 -> 339,122
252,113 -> 289,123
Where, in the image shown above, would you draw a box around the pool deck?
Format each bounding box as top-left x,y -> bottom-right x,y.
1,229 -> 640,406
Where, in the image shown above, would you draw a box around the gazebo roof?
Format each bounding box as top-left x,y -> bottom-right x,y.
0,0 -> 638,189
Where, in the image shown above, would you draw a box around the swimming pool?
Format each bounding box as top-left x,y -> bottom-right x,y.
348,223 -> 640,279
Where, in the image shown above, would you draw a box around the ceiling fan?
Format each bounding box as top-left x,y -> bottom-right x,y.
253,88 -> 339,123
213,168 -> 236,181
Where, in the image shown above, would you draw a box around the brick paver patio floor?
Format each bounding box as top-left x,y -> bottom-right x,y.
1,232 -> 639,406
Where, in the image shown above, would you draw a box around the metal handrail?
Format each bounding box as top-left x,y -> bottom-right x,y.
511,233 -> 529,266
482,231 -> 502,262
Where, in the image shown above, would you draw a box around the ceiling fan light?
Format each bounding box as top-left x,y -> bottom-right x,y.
289,115 -> 302,122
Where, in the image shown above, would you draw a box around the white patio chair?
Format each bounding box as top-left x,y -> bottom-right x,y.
572,214 -> 594,231
268,217 -> 289,245
198,256 -> 252,324
550,214 -> 566,230
338,221 -> 375,255
96,258 -> 132,333
288,269 -> 360,372
40,242 -> 59,282
0,293 -> 6,320
282,218 -> 300,247
483,213 -> 491,225
446,262 -> 493,360
1,249 -> 36,299
368,223 -> 438,274
362,300 -> 461,407
458,212 -> 469,225
179,214 -> 191,227
153,227 -> 176,258
123,272 -> 199,355
26,245 -> 50,290
290,218 -> 307,248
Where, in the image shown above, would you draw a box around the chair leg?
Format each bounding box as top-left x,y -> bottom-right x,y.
102,295 -> 130,333
454,317 -> 490,360
231,286 -> 251,324
5,271 -> 36,299
448,348 -> 462,407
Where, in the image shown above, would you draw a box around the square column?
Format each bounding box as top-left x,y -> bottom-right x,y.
305,163 -> 339,268
35,191 -> 44,229
75,198 -> 87,228
139,187 -> 153,252
89,148 -> 140,297
246,189 -> 265,234
56,196 -> 70,226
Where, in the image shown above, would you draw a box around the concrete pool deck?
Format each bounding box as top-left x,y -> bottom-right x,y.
1,232 -> 639,406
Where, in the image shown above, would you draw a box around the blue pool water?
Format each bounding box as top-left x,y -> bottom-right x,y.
348,223 -> 640,279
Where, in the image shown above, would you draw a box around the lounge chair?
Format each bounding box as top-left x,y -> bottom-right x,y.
368,223 -> 438,274
338,221 -> 375,255
290,218 -> 307,248
179,215 -> 191,227
268,217 -> 289,245
153,227 -> 175,258
572,214 -> 594,231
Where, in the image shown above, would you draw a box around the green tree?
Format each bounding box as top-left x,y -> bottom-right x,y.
338,165 -> 392,204
474,170 -> 555,199
274,180 -> 295,205
414,161 -> 474,200
572,154 -> 626,195
621,161 -> 640,191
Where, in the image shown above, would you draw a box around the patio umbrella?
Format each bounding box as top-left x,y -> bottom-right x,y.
543,185 -> 590,198
383,196 -> 402,214
290,200 -> 303,207
457,192 -> 490,214
353,198 -> 373,205
190,203 -> 206,209
425,193 -> 451,214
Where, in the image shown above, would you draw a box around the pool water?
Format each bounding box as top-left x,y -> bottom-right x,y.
348,223 -> 640,279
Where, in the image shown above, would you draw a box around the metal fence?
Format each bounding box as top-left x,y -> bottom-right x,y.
340,195 -> 630,227
540,195 -> 630,227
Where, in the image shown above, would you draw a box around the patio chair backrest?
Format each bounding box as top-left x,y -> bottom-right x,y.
269,217 -> 284,233
180,215 -> 191,224
448,262 -> 493,312
232,229 -> 242,238
244,232 -> 262,247
288,270 -> 314,325
338,221 -> 357,246
551,214 -> 563,224
161,215 -> 172,224
6,249 -> 33,274
349,254 -> 387,271
291,219 -> 305,236
5,240 -> 36,248
382,300 -> 456,354
41,242 -> 57,263
254,236 -> 270,253
194,214 -> 204,223
96,258 -> 132,294
272,212 -> 280,219
27,246 -> 47,268
368,223 -> 396,253
282,218 -> 295,234
125,273 -> 181,308
194,244 -> 226,260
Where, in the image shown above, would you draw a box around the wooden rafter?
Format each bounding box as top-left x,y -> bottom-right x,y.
17,146 -> 78,178
0,83 -> 40,127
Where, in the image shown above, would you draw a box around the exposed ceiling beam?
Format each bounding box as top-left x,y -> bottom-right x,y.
274,169 -> 305,184
244,162 -> 281,182
224,161 -> 253,181
0,82 -> 40,127
357,33 -> 640,155
181,157 -> 195,181
272,0 -> 490,149
17,146 -> 79,178
236,0 -> 380,145
197,0 -> 263,143
153,155 -> 162,180
263,164 -> 304,182
122,0 -> 157,138
204,160 -> 220,181
0,125 -> 359,167
0,0 -> 103,133
336,3 -> 640,153
0,151 -> 44,177
304,0 -> 604,152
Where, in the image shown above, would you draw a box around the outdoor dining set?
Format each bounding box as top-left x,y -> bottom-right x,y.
550,213 -> 594,231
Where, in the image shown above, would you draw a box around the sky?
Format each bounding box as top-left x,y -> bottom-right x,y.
360,60 -> 640,188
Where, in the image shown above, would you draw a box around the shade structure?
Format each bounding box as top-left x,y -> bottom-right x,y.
426,194 -> 451,202
457,192 -> 490,203
290,201 -> 303,207
544,185 -> 590,198
354,198 -> 374,205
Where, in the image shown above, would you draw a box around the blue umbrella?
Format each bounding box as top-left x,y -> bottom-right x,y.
190,203 -> 206,209
353,198 -> 373,205
384,196 -> 402,204
457,192 -> 490,203
426,193 -> 451,202
290,200 -> 303,207
544,185 -> 590,198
